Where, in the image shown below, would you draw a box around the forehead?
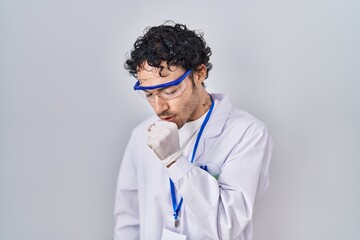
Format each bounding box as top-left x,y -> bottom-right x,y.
137,62 -> 185,87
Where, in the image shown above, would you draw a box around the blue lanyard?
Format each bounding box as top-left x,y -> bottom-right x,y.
169,95 -> 215,226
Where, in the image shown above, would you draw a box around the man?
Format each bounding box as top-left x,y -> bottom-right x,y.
114,22 -> 273,240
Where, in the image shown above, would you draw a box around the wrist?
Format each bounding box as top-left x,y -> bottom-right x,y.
160,150 -> 182,167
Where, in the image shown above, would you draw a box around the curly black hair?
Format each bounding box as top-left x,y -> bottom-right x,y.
124,21 -> 212,79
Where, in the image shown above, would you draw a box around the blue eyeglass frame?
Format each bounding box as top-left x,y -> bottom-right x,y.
133,70 -> 192,91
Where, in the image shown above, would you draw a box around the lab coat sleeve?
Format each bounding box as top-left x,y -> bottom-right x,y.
114,132 -> 140,240
166,121 -> 273,239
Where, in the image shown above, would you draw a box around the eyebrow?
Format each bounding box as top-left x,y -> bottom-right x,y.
143,85 -> 172,93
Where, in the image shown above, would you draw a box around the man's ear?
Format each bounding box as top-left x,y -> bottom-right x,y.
194,64 -> 207,84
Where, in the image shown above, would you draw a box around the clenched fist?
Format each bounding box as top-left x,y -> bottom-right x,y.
147,121 -> 181,160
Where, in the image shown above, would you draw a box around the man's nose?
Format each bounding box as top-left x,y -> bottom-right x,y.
153,95 -> 169,113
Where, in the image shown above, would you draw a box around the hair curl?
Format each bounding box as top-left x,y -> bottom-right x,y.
124,21 -> 212,79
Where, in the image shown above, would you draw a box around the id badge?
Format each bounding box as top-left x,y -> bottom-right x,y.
161,227 -> 187,240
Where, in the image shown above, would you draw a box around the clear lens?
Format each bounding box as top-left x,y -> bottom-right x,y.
136,80 -> 187,102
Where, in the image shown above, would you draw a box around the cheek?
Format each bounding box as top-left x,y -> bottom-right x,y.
168,99 -> 184,113
169,87 -> 197,115
177,95 -> 197,117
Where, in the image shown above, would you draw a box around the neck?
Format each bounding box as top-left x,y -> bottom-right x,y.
202,93 -> 212,111
189,91 -> 212,121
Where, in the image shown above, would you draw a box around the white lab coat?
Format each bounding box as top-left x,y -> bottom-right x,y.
114,93 -> 273,240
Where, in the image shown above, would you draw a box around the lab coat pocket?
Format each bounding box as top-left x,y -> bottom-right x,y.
195,162 -> 220,180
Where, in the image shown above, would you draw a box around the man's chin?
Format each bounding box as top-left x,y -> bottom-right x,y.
176,121 -> 186,129
170,119 -> 184,129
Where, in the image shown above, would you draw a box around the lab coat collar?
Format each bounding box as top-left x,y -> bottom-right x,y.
193,93 -> 232,162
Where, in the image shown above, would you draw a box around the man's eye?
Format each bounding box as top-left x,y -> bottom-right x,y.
145,92 -> 153,98
163,87 -> 178,95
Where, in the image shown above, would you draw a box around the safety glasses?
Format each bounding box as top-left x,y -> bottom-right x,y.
133,70 -> 191,102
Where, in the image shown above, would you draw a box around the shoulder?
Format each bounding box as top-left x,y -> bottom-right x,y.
229,108 -> 267,133
211,93 -> 270,141
212,93 -> 268,132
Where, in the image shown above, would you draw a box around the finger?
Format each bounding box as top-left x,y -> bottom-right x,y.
147,136 -> 159,149
147,125 -> 162,138
147,123 -> 156,132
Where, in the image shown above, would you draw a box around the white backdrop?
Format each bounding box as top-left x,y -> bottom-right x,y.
1,0 -> 359,239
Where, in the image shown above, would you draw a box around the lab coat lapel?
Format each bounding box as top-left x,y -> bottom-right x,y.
193,94 -> 232,163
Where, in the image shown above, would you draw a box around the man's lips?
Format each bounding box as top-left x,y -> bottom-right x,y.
160,116 -> 175,121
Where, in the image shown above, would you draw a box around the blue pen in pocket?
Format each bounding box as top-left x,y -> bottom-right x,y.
200,165 -> 208,172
